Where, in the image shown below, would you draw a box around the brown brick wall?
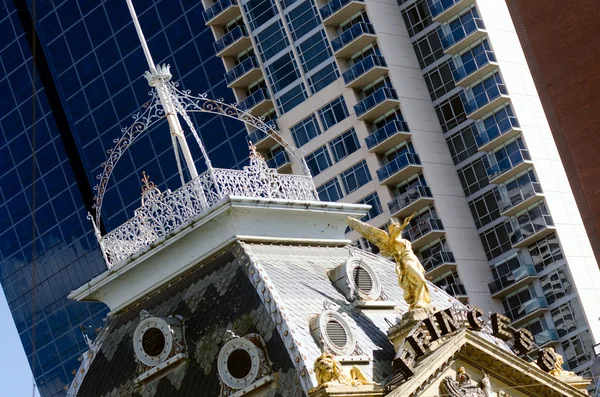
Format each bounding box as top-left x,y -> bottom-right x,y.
505,0 -> 600,265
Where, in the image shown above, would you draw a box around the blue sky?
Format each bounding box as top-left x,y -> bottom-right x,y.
0,288 -> 40,396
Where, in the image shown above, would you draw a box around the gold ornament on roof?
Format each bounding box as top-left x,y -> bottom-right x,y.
311,352 -> 372,391
140,171 -> 156,193
547,348 -> 576,377
346,214 -> 432,312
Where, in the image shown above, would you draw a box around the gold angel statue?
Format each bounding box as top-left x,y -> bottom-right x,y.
346,214 -> 432,312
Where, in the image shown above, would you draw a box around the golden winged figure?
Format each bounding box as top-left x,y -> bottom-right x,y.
346,214 -> 431,311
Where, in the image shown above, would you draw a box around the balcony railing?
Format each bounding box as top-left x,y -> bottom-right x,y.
100,155 -> 317,267
365,120 -> 410,150
451,49 -> 497,83
534,329 -> 559,346
499,181 -> 543,214
331,22 -> 375,53
267,151 -> 290,169
475,115 -> 520,150
403,218 -> 444,242
388,185 -> 432,215
427,0 -> 463,19
225,57 -> 260,86
354,87 -> 398,118
376,152 -> 421,182
247,129 -> 267,145
203,0 -> 238,24
510,215 -> 555,247
423,251 -> 456,273
487,264 -> 537,296
320,0 -> 364,21
439,17 -> 485,50
462,81 -> 508,116
507,297 -> 548,323
442,283 -> 467,298
343,55 -> 387,85
214,25 -> 249,55
238,88 -> 270,111
486,149 -> 531,181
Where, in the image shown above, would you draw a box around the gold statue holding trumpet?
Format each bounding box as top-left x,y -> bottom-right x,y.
346,213 -> 432,312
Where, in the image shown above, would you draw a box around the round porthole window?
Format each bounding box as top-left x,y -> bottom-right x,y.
318,311 -> 356,356
133,317 -> 174,367
218,338 -> 262,389
348,258 -> 381,301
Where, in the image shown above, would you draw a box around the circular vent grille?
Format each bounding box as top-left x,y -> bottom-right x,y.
326,319 -> 348,349
352,266 -> 373,294
315,311 -> 356,356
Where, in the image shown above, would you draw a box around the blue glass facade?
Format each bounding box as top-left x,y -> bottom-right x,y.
0,1 -> 249,396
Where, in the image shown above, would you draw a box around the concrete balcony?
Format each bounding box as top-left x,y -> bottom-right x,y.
427,0 -> 473,22
354,87 -> 400,121
376,152 -> 422,186
487,265 -> 537,299
508,297 -> 549,327
403,218 -> 445,249
319,0 -> 366,26
423,251 -> 457,279
451,49 -> 498,87
214,26 -> 251,57
439,17 -> 486,55
499,181 -> 544,217
533,329 -> 559,349
237,88 -> 273,116
487,149 -> 533,185
365,120 -> 410,153
343,55 -> 388,89
331,22 -> 377,58
475,116 -> 521,152
510,215 -> 556,249
388,185 -> 434,219
203,0 -> 240,26
267,151 -> 291,172
225,57 -> 262,88
462,82 -> 510,120
247,124 -> 278,150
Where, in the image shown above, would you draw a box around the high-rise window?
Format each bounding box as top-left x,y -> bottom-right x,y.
296,31 -> 332,73
329,129 -> 360,162
529,234 -> 563,272
457,156 -> 489,197
276,83 -> 307,114
317,178 -> 344,202
290,115 -> 321,147
244,0 -> 278,30
266,52 -> 301,93
480,221 -> 513,260
340,160 -> 371,193
469,188 -> 500,229
318,96 -> 349,130
502,285 -> 535,321
413,30 -> 445,69
255,21 -> 290,62
285,1 -> 320,41
357,192 -> 383,221
305,146 -> 332,176
423,60 -> 456,101
401,0 -> 432,37
540,266 -> 573,304
561,331 -> 593,370
435,93 -> 467,132
307,63 -> 339,93
551,300 -> 582,337
446,124 -> 479,165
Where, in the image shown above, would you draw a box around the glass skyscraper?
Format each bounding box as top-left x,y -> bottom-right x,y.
0,1 -> 249,396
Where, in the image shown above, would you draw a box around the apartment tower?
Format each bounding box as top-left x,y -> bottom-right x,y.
202,0 -> 600,379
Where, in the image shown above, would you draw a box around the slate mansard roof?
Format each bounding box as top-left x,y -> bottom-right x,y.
72,241 -> 508,396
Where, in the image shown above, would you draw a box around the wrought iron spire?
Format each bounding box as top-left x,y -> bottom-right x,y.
125,0 -> 204,181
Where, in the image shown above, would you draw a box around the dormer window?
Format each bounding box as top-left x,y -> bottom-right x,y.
329,256 -> 382,302
310,310 -> 357,356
